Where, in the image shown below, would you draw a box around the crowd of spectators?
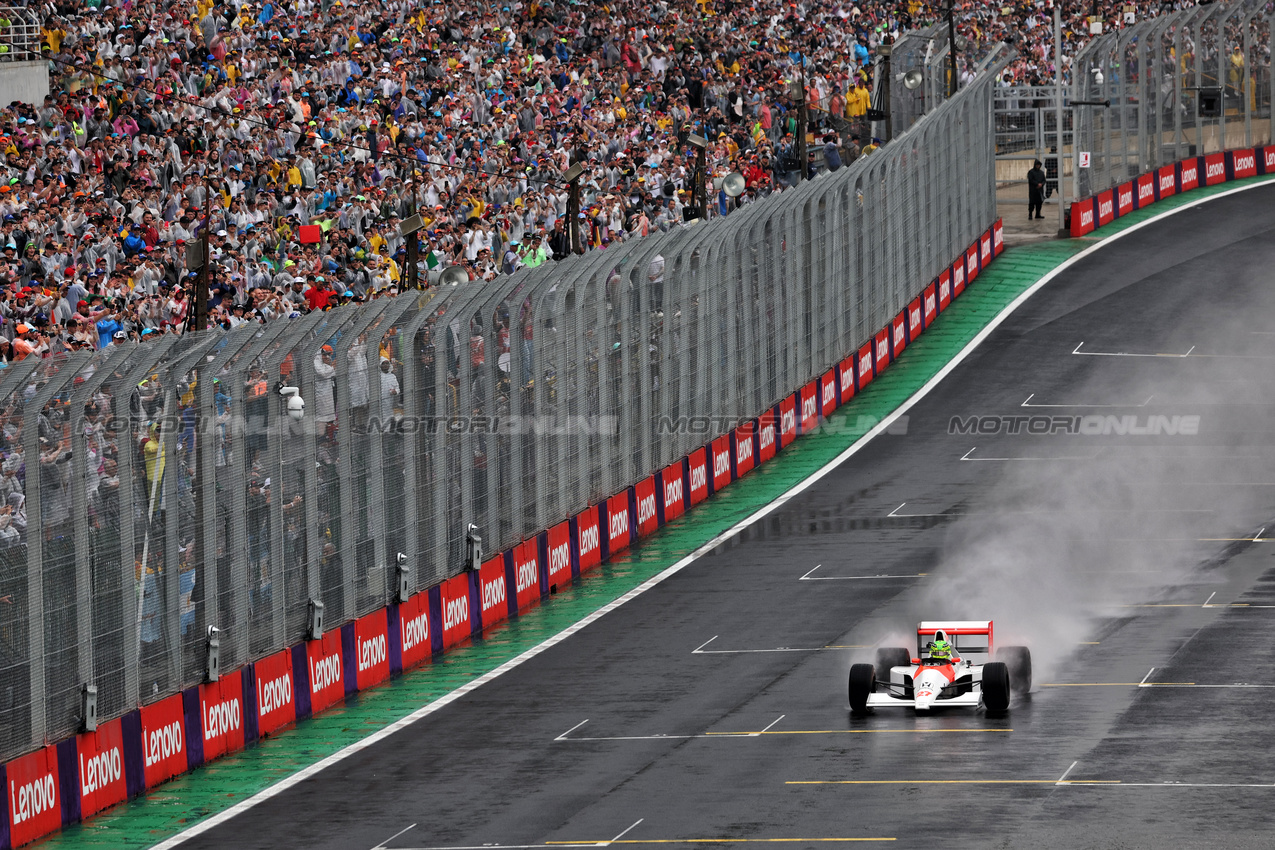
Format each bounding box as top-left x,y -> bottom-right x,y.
0,0 -> 1194,359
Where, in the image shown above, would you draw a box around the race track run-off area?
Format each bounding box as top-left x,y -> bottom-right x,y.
161,186 -> 1275,849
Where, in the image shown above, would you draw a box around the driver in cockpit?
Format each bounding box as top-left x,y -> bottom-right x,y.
926,629 -> 961,664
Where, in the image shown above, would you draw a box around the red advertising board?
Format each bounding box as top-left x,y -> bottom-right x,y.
1137,173 -> 1155,208
965,244 -> 980,283
254,648 -> 295,737
354,609 -> 390,691
1158,164 -> 1177,198
1232,148 -> 1257,178
76,717 -> 127,820
305,629 -> 345,716
1070,198 -> 1095,237
1117,182 -> 1134,217
907,297 -> 923,342
635,475 -> 659,537
891,312 -> 906,359
993,219 -> 1004,256
513,538 -> 540,611
923,283 -> 937,327
874,329 -> 890,371
606,492 -> 631,555
660,464 -> 686,522
799,381 -> 818,433
5,746 -> 60,847
857,342 -> 874,390
951,259 -> 966,297
937,270 -> 951,312
758,410 -> 777,463
1179,157 -> 1199,191
140,693 -> 187,789
477,556 -> 507,628
838,356 -> 855,403
479,555 -> 507,629
1263,146 -> 1275,173
440,572 -> 472,650
779,396 -> 797,447
576,506 -> 602,571
980,231 -> 992,266
1096,189 -> 1114,227
733,421 -> 756,478
198,675 -> 246,762
687,448 -> 710,505
398,591 -> 432,671
546,521 -> 572,589
710,435 -> 732,491
820,369 -> 837,417
1203,151 -> 1225,185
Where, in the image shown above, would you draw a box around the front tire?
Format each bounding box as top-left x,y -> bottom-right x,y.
996,646 -> 1032,693
849,663 -> 876,714
982,661 -> 1011,712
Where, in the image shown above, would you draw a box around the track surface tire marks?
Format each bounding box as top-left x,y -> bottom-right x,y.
180,187 -> 1275,850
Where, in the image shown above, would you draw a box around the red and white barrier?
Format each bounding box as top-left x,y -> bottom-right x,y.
512,539 -> 541,611
198,676 -> 245,762
576,505 -> 603,571
799,382 -> 818,433
546,522 -> 572,590
778,396 -> 797,448
354,610 -> 390,691
710,435 -> 732,492
4,747 -> 59,848
139,694 -> 187,789
891,313 -> 906,360
758,410 -> 777,463
687,448 -> 710,505
74,718 -> 127,821
635,476 -> 659,537
907,297 -> 923,342
440,573 -> 473,650
820,370 -> 837,418
839,356 -> 856,403
398,592 -> 432,671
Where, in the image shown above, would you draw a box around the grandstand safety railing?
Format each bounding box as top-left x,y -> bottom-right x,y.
0,53 -> 1008,763
0,7 -> 42,62
1072,0 -> 1273,200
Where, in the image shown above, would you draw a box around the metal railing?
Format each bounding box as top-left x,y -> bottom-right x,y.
0,54 -> 1007,763
1072,0 -> 1273,200
0,7 -> 42,62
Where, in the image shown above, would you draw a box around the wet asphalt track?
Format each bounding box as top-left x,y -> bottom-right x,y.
181,187 -> 1275,850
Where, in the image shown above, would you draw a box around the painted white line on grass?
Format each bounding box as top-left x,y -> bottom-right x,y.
150,174 -> 1275,850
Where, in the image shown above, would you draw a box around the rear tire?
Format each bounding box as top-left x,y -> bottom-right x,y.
982,661 -> 1011,712
996,646 -> 1032,694
849,663 -> 876,714
874,647 -> 911,689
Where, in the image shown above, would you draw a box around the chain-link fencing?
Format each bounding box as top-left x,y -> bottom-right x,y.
0,54 -> 1007,763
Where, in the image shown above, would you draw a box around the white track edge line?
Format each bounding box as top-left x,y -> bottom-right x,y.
149,177 -> 1275,849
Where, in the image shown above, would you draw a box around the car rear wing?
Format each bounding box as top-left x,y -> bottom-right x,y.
916,620 -> 993,657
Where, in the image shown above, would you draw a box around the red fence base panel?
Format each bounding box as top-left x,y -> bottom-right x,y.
1096,190 -> 1114,227
1137,173 -> 1155,208
1157,164 -> 1177,199
254,648 -> 296,738
965,245 -> 980,283
758,410 -> 777,463
938,270 -> 952,312
6,746 -> 60,848
856,343 -> 874,391
951,261 -> 966,296
820,370 -> 837,418
1203,152 -> 1225,186
139,694 -> 186,790
779,396 -> 797,447
440,572 -> 473,650
635,476 -> 659,537
733,422 -> 756,478
513,539 -> 541,611
75,717 -> 128,822
1230,148 -> 1257,179
907,297 -> 923,342
993,219 -> 1004,255
838,356 -> 855,403
1180,158 -> 1199,191
1070,198 -> 1095,236
979,230 -> 993,267
710,435 -> 732,492
1117,182 -> 1134,217
687,448 -> 710,505
545,521 -> 572,591
354,609 -> 390,691
874,329 -> 890,372
798,381 -> 818,434
1262,146 -> 1275,174
398,591 -> 432,671
575,506 -> 603,572
305,630 -> 345,716
198,676 -> 246,763
891,313 -> 906,360
606,491 -> 631,556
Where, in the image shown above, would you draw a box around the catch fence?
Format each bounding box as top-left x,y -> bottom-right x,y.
0,54 -> 1007,762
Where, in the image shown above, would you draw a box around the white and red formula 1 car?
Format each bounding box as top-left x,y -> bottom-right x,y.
848,621 -> 1031,713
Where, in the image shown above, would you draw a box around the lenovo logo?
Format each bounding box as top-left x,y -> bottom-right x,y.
736,436 -> 753,465
257,672 -> 292,716
202,696 -> 241,740
1206,161 -> 1224,179
759,423 -> 774,451
801,393 -> 817,422
515,559 -> 537,593
822,380 -> 835,407
9,774 -> 56,825
1098,198 -> 1113,218
609,509 -> 629,541
1235,153 -> 1256,172
357,634 -> 386,673
876,338 -> 888,362
1139,181 -> 1154,203
309,652 -> 342,693
713,448 -> 730,479
443,594 -> 469,631
549,541 -> 570,575
780,408 -> 795,434
579,522 -> 600,558
1160,172 -> 1175,192
143,720 -> 183,768
402,611 -> 429,651
688,463 -> 707,494
1080,208 -> 1094,227
910,306 -> 921,327
80,747 -> 122,797
1182,164 -> 1197,182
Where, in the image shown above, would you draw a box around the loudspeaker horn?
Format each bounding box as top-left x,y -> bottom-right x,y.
439,265 -> 470,286
903,69 -> 924,90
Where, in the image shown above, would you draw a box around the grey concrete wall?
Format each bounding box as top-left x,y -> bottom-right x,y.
0,61 -> 48,106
